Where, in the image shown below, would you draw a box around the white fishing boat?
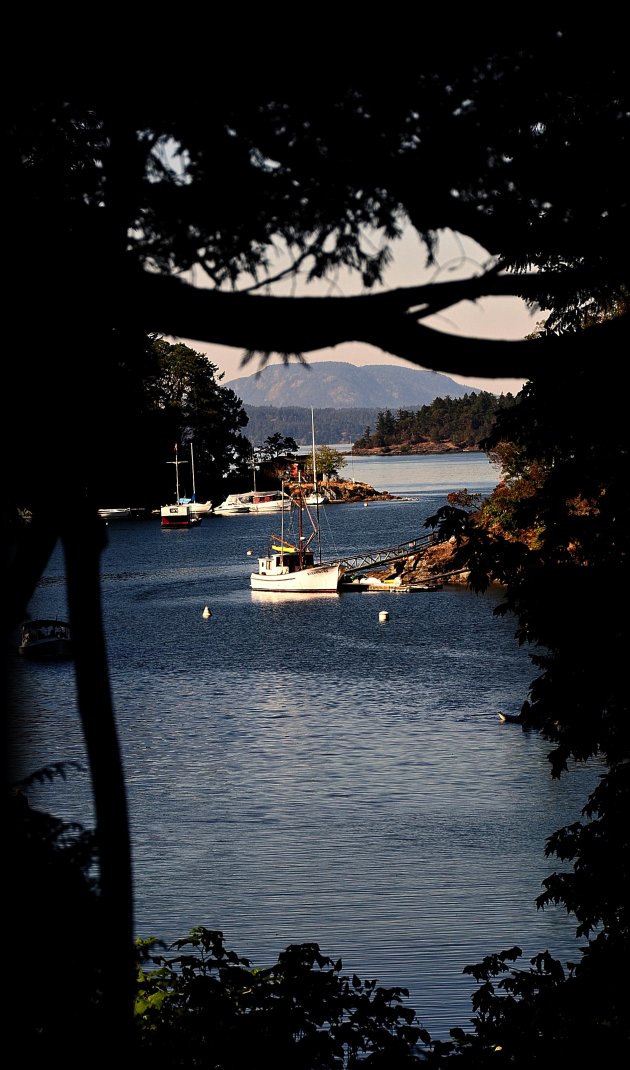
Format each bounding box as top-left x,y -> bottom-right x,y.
251,414 -> 343,592
161,444 -> 201,528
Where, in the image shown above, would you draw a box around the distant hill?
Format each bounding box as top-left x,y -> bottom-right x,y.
224,361 -> 476,409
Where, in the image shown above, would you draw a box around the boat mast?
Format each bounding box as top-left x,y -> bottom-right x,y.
311,407 -> 321,563
166,444 -> 187,504
298,470 -> 304,569
280,479 -> 285,564
190,442 -> 196,502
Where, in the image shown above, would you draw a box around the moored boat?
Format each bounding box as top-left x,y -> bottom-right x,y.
215,489 -> 292,515
19,618 -> 73,660
250,413 -> 343,593
161,503 -> 201,528
98,507 -> 132,521
161,444 -> 202,528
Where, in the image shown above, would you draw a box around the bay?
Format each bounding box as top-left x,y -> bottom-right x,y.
7,452 -> 599,1040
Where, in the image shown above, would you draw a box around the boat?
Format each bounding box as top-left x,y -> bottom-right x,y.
178,443 -> 213,516
214,488 -> 292,515
214,492 -> 253,515
304,408 -> 330,507
18,618 -> 73,660
250,414 -> 343,592
340,574 -> 443,592
98,507 -> 132,521
250,523 -> 343,593
161,444 -> 202,528
304,490 -> 330,507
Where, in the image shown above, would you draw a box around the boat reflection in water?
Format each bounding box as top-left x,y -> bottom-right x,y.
250,590 -> 340,604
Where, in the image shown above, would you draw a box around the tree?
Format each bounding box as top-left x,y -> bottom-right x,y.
4,35 -> 630,1062
258,432 -> 299,462
304,446 -> 346,481
147,337 -> 252,503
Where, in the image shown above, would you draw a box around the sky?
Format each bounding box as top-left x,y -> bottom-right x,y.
174,229 -> 543,396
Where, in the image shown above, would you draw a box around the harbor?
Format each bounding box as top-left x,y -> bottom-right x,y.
7,452 -> 600,1040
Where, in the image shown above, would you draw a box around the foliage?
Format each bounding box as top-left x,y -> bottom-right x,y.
353,393 -> 518,451
257,432 -> 299,461
134,926 -> 429,1068
6,778 -> 105,1063
303,446 -> 347,480
422,364 -> 630,1060
138,337 -> 252,505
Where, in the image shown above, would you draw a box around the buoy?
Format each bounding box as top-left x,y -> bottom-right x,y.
246,549 -> 253,556
202,606 -> 212,619
379,610 -> 389,622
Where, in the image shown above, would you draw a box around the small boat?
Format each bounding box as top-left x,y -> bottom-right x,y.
214,489 -> 292,515
98,507 -> 132,521
19,618 -> 73,660
304,408 -> 330,507
161,444 -> 202,528
304,490 -> 330,507
161,502 -> 200,528
178,442 -> 213,516
214,493 -> 253,515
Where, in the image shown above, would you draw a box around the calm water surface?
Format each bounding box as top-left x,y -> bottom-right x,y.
8,453 -> 599,1039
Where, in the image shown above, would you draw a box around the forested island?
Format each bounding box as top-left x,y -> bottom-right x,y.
351,392 -> 518,453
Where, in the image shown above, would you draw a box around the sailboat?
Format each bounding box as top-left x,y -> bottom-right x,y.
178,442 -> 213,516
304,407 -> 330,507
160,444 -> 202,528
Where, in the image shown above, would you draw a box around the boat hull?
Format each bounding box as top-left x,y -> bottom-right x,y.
250,562 -> 342,593
160,504 -> 201,527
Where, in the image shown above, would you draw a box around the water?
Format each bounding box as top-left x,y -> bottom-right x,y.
7,453 -> 599,1040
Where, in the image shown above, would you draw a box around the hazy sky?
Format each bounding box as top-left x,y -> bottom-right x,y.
176,229 -> 542,396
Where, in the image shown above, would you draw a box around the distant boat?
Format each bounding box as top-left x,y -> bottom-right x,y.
304,407 -> 330,507
214,489 -> 292,515
178,442 -> 213,516
19,618 -> 73,660
161,444 -> 201,528
304,490 -> 330,507
98,507 -> 132,521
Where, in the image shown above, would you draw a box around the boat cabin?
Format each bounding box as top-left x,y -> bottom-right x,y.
257,548 -> 315,577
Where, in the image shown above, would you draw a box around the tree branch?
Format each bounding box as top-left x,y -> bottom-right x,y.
134,270 -> 628,381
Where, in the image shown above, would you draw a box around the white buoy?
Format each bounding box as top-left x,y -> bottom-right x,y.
246,549 -> 253,556
379,610 -> 389,622
202,606 -> 212,619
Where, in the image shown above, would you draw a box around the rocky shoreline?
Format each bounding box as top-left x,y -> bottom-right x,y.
348,442 -> 479,456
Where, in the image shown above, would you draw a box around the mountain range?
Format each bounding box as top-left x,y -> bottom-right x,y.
224,361 -> 477,409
